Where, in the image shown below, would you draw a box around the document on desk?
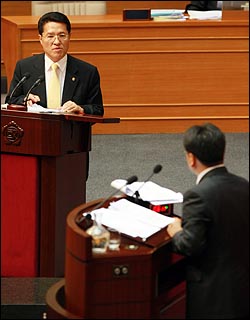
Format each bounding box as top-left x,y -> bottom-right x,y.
111,180 -> 183,204
151,9 -> 187,21
91,199 -> 175,240
1,103 -> 63,113
28,104 -> 64,113
187,10 -> 222,20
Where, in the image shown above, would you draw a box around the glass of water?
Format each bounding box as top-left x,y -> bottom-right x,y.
108,228 -> 121,250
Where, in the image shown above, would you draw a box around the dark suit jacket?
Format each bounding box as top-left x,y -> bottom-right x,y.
171,167 -> 249,319
6,53 -> 104,115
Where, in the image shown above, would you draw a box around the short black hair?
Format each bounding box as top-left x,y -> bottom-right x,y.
38,11 -> 71,35
183,123 -> 226,166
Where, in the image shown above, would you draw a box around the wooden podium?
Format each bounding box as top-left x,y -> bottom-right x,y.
1,109 -> 119,277
46,198 -> 186,319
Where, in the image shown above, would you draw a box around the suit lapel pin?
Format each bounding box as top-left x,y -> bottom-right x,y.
72,77 -> 76,82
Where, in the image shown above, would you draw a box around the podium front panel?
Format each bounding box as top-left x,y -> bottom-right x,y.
1,154 -> 39,276
1,110 -> 91,277
61,199 -> 186,319
1,110 -> 91,156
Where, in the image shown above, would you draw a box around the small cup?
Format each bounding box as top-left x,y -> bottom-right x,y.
108,228 -> 121,251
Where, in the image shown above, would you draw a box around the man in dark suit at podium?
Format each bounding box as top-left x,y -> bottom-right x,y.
167,123 -> 249,319
5,11 -> 104,116
5,11 -> 104,179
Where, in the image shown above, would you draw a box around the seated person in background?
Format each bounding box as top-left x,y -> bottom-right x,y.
185,1 -> 219,12
5,11 -> 104,116
167,123 -> 249,319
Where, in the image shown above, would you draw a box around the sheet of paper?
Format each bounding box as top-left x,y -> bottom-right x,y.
111,180 -> 183,204
91,199 -> 175,240
187,10 -> 222,20
28,104 -> 64,113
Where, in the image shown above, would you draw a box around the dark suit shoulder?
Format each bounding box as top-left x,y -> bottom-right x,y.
202,167 -> 249,187
185,168 -> 249,202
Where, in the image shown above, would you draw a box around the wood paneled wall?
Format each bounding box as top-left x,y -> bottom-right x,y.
1,1 -> 31,15
1,1 -> 31,76
2,12 -> 248,134
0,1 -> 188,74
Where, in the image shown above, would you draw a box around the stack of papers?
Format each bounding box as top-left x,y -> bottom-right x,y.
151,9 -> 187,21
111,179 -> 183,204
91,198 -> 175,240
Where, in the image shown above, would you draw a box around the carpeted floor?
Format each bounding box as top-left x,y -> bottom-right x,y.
2,92 -> 248,214
2,93 -> 248,213
86,132 -> 249,214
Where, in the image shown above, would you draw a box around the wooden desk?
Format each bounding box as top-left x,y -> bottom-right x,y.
1,11 -> 249,134
46,198 -> 186,319
1,110 -> 119,277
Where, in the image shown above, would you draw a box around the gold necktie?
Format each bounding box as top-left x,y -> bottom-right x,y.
48,63 -> 60,109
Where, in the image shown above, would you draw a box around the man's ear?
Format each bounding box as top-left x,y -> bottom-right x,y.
39,34 -> 42,44
186,152 -> 196,168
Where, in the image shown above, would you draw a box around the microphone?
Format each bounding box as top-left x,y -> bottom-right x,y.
125,165 -> 172,215
94,175 -> 138,211
132,164 -> 162,199
7,72 -> 30,104
77,175 -> 138,226
23,75 -> 45,106
126,164 -> 163,208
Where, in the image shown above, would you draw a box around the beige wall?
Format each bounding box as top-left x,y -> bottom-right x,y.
31,1 -> 106,16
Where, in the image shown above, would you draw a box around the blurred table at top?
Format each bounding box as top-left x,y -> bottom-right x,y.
1,1 -> 191,16
1,9 -> 248,134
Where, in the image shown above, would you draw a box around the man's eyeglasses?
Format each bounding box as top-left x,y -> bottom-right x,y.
42,33 -> 69,42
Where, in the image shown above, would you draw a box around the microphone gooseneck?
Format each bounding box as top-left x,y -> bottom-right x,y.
23,75 -> 45,106
93,175 -> 138,210
77,175 -> 138,225
8,72 -> 30,105
132,164 -> 163,199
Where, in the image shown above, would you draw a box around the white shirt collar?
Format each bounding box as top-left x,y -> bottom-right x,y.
45,54 -> 67,72
196,164 -> 225,184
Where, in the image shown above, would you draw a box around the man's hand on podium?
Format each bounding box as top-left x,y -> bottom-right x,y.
26,93 -> 41,106
60,100 -> 84,115
167,217 -> 182,237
